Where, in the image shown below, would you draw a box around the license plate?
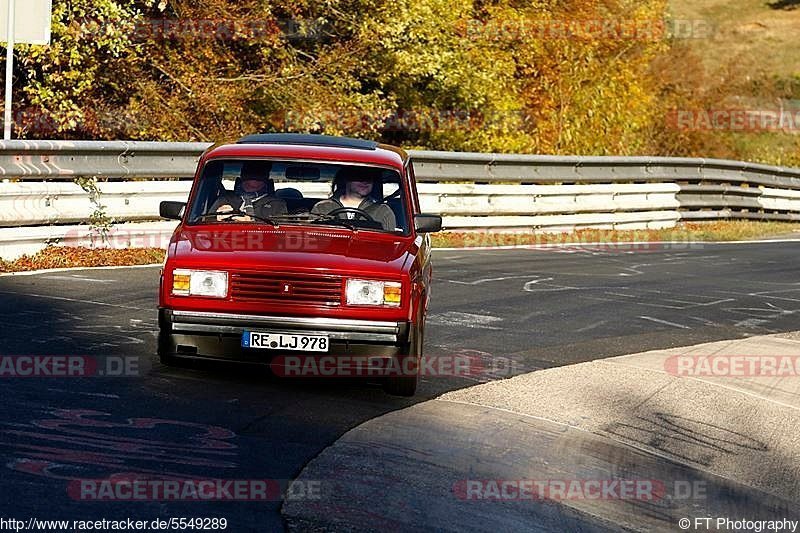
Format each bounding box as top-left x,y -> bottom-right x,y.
242,331 -> 329,352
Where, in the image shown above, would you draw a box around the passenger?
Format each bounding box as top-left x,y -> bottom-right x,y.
311,167 -> 396,230
210,161 -> 287,220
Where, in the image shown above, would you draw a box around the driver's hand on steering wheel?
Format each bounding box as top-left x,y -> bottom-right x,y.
215,204 -> 252,222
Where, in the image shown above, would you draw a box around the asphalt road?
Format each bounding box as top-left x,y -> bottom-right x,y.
0,241 -> 798,531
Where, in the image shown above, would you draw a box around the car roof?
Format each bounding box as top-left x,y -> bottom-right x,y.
238,133 -> 379,150
203,134 -> 408,170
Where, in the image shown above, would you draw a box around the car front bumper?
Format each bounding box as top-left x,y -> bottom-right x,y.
158,309 -> 411,364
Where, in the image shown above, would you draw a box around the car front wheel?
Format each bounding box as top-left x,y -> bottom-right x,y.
384,325 -> 423,397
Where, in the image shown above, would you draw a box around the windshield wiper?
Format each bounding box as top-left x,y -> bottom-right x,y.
194,209 -> 278,226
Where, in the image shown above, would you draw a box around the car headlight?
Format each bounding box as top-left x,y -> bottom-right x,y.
172,269 -> 228,298
346,279 -> 402,307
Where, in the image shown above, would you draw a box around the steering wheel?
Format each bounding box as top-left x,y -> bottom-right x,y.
325,207 -> 378,223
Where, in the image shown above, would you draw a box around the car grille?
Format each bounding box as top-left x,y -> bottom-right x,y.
230,271 -> 343,306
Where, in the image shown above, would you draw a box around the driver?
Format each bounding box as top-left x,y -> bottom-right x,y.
210,161 -> 287,220
311,167 -> 396,230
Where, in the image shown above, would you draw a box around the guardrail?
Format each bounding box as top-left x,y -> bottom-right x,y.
409,151 -> 800,188
1,141 -> 800,259
0,140 -> 211,179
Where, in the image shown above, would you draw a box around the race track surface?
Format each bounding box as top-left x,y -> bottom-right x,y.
0,242 -> 798,531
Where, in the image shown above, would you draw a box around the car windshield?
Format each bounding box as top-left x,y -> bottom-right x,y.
187,159 -> 409,234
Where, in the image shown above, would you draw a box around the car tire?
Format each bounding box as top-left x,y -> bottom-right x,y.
157,313 -> 185,367
384,325 -> 422,397
157,328 -> 179,366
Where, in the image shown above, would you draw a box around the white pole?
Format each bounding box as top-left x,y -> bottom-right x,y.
4,0 -> 15,140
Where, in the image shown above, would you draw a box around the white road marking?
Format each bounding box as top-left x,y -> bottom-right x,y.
638,316 -> 691,329
618,264 -> 651,277
523,281 -> 612,292
600,292 -> 736,310
575,320 -> 607,333
516,309 -> 549,322
0,290 -> 147,311
755,294 -> 800,303
724,305 -> 797,318
733,318 -> 769,328
40,275 -> 115,284
663,298 -> 735,307
73,325 -> 146,346
521,277 -> 554,285
427,312 -> 504,330
688,316 -> 721,327
447,275 -> 540,286
581,291 -> 690,310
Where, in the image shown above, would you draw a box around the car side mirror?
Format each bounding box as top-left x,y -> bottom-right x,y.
414,214 -> 442,233
160,201 -> 186,220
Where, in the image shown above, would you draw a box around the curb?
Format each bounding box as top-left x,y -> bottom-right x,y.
281,333 -> 800,531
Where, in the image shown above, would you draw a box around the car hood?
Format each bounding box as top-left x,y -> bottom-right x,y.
170,225 -> 416,275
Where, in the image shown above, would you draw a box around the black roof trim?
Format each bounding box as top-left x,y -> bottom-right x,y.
236,133 -> 379,151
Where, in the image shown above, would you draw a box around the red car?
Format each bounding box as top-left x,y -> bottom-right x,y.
158,134 -> 442,396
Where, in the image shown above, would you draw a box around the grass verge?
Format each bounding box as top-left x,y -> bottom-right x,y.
1,221 -> 798,272
0,247 -> 165,273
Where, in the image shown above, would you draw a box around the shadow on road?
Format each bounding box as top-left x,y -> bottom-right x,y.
0,270 -> 427,531
767,0 -> 800,9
